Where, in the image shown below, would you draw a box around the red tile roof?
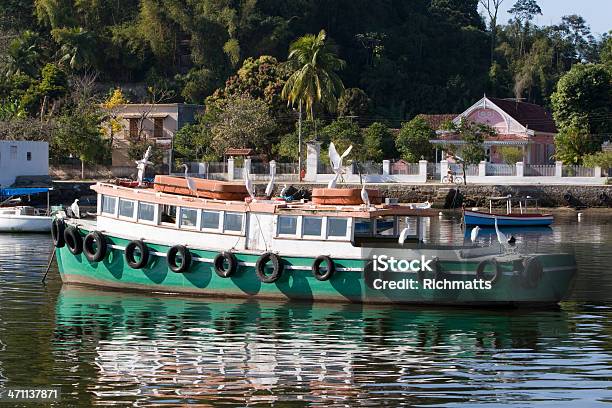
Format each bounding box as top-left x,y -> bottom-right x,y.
488,97 -> 557,133
417,114 -> 457,130
225,148 -> 254,156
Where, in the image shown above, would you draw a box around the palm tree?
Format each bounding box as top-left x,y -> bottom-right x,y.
282,29 -> 346,125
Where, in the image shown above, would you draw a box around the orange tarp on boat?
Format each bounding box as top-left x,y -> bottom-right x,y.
154,175 -> 249,201
312,188 -> 383,205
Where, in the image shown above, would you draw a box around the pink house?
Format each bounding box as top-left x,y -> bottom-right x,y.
427,96 -> 557,165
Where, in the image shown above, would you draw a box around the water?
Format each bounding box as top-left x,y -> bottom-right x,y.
0,211 -> 611,406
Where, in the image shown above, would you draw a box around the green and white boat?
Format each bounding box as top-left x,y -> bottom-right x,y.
52,176 -> 576,307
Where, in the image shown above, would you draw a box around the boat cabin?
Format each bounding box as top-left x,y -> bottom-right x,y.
92,181 -> 426,258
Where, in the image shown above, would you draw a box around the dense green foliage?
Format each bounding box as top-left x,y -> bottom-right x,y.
0,0 -> 610,168
396,117 -> 435,162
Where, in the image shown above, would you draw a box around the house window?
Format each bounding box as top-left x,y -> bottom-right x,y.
118,198 -> 135,218
277,215 -> 298,235
160,205 -> 177,225
201,211 -> 220,230
129,118 -> 138,138
224,212 -> 243,232
10,145 -> 17,160
101,195 -> 117,215
327,218 -> 348,238
138,202 -> 156,222
303,217 -> 323,237
154,117 -> 163,138
180,207 -> 198,228
26,152 -> 32,161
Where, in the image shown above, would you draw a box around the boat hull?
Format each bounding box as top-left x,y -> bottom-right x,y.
56,229 -> 576,306
464,210 -> 554,227
0,215 -> 52,232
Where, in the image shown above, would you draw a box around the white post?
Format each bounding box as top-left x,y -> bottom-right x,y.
555,161 -> 563,178
227,157 -> 235,181
478,160 -> 486,177
382,160 -> 390,176
305,141 -> 321,182
594,166 -> 602,178
516,161 -> 524,177
418,160 -> 428,183
298,101 -> 302,180
440,160 -> 449,182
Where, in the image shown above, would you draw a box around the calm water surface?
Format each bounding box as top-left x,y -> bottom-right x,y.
0,210 -> 611,406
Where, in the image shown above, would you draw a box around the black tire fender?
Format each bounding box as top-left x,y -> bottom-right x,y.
125,240 -> 150,269
476,258 -> 501,284
52,218 -> 65,248
64,226 -> 83,255
214,251 -> 238,278
521,256 -> 544,287
312,255 -> 335,281
83,231 -> 107,262
256,252 -> 283,283
167,245 -> 192,273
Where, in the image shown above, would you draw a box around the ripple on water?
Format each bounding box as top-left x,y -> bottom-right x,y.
0,222 -> 610,406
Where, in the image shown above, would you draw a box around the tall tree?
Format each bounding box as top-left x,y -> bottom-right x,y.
480,0 -> 505,65
281,30 -> 346,125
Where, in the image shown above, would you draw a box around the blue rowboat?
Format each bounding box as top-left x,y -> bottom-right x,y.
464,209 -> 554,227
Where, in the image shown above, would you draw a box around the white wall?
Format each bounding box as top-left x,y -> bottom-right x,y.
0,141 -> 49,187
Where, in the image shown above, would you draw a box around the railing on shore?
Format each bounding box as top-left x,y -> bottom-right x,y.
49,158 -> 606,185
562,165 -> 594,177
486,163 -> 516,176
525,164 -> 555,177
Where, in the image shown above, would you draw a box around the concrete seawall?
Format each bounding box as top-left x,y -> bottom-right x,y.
258,183 -> 612,208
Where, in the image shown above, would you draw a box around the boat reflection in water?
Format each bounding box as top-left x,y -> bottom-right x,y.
54,285 -> 573,406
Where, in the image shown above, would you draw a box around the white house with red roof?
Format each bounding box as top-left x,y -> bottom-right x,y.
427,96 -> 557,165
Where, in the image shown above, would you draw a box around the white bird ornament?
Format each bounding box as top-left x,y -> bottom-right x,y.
244,169 -> 255,200
265,161 -> 276,198
183,164 -> 198,197
135,146 -> 153,186
470,226 -> 480,243
70,198 -> 80,219
327,142 -> 353,188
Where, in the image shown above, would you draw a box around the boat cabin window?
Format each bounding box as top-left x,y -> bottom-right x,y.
354,218 -> 373,236
118,198 -> 135,218
224,212 -> 243,232
160,205 -> 177,225
138,202 -> 156,222
101,195 -> 116,215
180,207 -> 198,229
201,211 -> 220,230
278,215 -> 298,235
376,216 -> 396,236
327,217 -> 348,238
303,216 -> 323,237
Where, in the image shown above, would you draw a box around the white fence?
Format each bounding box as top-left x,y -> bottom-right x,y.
172,157 -> 607,186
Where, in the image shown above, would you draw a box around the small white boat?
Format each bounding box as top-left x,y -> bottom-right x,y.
0,206 -> 52,232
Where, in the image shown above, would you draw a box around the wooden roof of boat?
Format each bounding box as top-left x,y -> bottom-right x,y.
91,182 -> 430,218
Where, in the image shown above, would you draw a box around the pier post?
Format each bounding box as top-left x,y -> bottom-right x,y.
555,161 -> 563,178
516,161 -> 524,177
594,166 -> 602,178
382,160 -> 390,176
305,141 -> 321,182
418,160 -> 428,183
478,160 -> 486,177
440,160 -> 448,182
227,157 -> 235,181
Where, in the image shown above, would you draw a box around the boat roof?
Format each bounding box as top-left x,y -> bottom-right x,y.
92,182 -> 427,218
0,187 -> 51,196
